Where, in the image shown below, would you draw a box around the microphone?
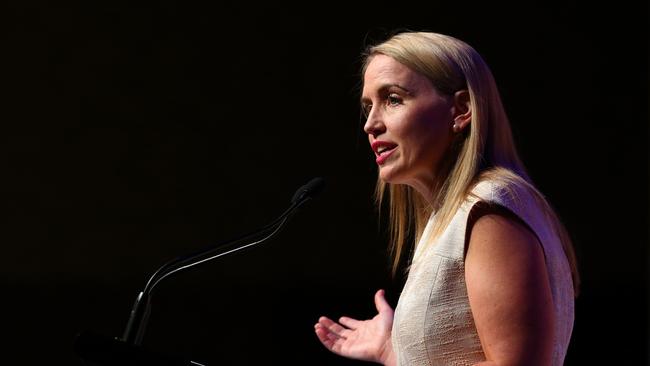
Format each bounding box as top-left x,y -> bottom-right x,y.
291,177 -> 326,204
121,177 -> 325,345
74,177 -> 325,365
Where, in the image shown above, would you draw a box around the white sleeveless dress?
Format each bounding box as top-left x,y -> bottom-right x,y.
391,179 -> 575,365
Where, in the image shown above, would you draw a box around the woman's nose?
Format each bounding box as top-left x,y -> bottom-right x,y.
363,110 -> 386,137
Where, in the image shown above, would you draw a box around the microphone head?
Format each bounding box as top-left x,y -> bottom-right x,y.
291,177 -> 326,204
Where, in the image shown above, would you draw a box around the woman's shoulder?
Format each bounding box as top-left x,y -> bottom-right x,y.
464,167 -> 557,243
466,167 -> 566,251
469,167 -> 542,212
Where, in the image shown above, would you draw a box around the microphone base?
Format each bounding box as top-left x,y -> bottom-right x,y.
73,330 -> 207,366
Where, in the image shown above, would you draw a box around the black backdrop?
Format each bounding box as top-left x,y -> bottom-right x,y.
1,1 -> 647,364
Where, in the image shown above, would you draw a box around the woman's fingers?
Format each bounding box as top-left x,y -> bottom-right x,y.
314,323 -> 344,353
318,316 -> 351,338
314,324 -> 335,349
339,316 -> 361,330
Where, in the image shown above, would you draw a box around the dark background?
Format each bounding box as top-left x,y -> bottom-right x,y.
1,1 -> 647,364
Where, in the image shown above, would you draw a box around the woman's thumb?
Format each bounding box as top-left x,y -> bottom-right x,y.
374,289 -> 393,313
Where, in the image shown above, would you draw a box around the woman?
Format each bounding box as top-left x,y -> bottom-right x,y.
314,31 -> 579,366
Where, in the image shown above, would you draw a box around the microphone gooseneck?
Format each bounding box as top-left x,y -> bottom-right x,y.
120,177 -> 325,346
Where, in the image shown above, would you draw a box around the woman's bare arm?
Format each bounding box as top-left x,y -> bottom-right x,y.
465,211 -> 555,366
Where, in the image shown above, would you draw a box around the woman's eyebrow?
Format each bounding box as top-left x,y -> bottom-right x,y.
360,83 -> 413,104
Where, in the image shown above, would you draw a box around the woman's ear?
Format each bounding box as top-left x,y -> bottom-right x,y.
452,90 -> 472,131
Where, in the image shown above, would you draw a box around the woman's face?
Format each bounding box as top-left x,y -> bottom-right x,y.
362,54 -> 456,193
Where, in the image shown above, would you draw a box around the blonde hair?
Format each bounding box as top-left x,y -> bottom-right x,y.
362,31 -> 580,296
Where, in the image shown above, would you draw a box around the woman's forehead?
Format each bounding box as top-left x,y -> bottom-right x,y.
365,55 -> 411,81
363,55 -> 430,94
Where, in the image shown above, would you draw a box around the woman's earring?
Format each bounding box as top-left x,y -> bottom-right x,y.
452,123 -> 460,132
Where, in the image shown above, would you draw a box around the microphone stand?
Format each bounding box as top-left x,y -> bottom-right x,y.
74,177 -> 324,366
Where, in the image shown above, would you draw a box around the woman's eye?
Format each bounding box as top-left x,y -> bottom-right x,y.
388,94 -> 401,105
363,104 -> 372,116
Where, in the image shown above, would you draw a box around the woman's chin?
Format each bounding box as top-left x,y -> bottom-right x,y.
378,166 -> 401,184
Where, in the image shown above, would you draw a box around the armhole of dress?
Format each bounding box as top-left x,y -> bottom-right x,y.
462,200 -> 546,262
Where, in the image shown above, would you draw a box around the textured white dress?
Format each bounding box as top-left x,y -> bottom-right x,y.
391,179 -> 575,366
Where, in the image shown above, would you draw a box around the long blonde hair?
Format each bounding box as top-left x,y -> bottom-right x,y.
362,31 -> 580,296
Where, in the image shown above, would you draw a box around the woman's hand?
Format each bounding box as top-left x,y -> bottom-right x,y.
314,289 -> 396,365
